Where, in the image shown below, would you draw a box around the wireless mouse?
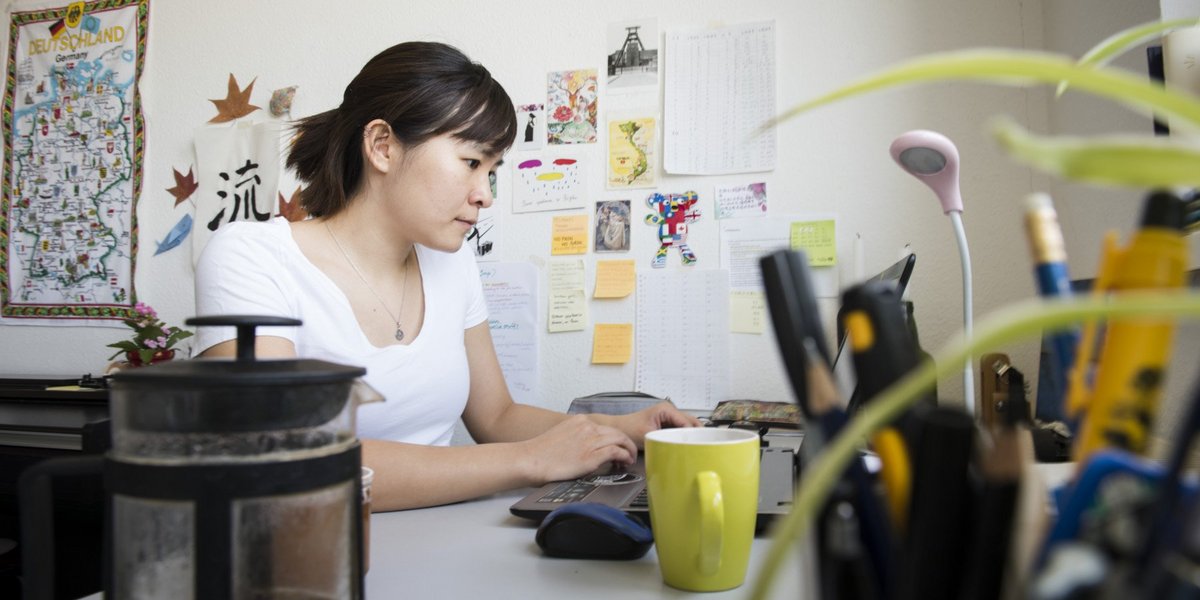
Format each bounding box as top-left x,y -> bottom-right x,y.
535,503 -> 653,560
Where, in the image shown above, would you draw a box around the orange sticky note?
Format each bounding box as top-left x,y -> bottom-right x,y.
551,214 -> 590,255
592,323 -> 633,364
594,260 -> 636,298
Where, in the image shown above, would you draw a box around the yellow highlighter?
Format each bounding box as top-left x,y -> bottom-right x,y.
1072,191 -> 1189,462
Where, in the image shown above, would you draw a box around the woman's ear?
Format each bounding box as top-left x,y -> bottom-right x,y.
362,119 -> 394,173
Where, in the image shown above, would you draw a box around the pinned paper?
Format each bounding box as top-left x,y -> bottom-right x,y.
607,117 -> 656,188
516,103 -> 545,151
790,219 -> 837,267
594,200 -> 631,252
716,182 -> 767,219
513,156 -> 586,213
594,260 -> 636,298
730,290 -> 766,334
269,86 -> 297,117
551,214 -> 589,255
547,69 -> 598,144
592,323 -> 633,364
208,74 -> 260,123
549,290 -> 587,332
548,260 -> 587,332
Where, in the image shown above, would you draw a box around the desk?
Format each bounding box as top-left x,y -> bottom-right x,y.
366,489 -> 810,599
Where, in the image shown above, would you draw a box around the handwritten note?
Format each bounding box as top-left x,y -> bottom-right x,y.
548,259 -> 587,332
730,290 -> 766,334
790,219 -> 837,266
715,182 -> 768,219
479,263 -> 538,403
594,259 -> 636,298
551,214 -> 589,255
664,21 -> 776,175
548,290 -> 587,332
592,323 -> 633,363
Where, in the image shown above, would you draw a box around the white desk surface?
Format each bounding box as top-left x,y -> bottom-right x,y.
366,488 -> 810,599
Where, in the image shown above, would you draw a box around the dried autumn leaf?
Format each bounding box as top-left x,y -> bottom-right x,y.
209,73 -> 260,123
278,186 -> 308,222
166,166 -> 198,206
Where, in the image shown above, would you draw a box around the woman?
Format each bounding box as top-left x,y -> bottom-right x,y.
194,42 -> 699,511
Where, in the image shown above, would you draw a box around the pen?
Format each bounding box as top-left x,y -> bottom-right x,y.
1073,190 -> 1188,462
1022,192 -> 1078,425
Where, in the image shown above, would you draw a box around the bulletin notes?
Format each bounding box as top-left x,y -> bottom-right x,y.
479,263 -> 538,404
635,269 -> 730,409
594,259 -> 636,298
592,323 -> 633,364
548,260 -> 587,332
551,214 -> 589,255
790,219 -> 836,267
663,20 -> 776,175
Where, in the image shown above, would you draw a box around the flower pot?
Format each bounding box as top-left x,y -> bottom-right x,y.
125,349 -> 175,367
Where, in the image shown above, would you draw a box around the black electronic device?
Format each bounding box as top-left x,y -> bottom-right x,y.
535,503 -> 653,560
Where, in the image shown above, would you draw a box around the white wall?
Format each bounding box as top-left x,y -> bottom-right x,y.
0,0 -> 1181,422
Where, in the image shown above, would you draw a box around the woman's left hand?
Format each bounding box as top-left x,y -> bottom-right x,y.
605,401 -> 704,448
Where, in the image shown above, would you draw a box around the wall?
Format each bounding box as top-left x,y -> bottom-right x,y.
0,0 -> 1181,422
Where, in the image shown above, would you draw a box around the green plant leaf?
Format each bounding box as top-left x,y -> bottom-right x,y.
767,49 -> 1200,133
1057,18 -> 1200,97
991,117 -> 1200,188
748,290 -> 1200,600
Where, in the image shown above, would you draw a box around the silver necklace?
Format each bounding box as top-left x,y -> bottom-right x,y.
326,221 -> 411,342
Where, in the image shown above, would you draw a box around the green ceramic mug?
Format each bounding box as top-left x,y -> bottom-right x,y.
644,427 -> 760,592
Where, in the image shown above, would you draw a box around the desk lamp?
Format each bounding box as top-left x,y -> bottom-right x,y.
889,130 -> 976,418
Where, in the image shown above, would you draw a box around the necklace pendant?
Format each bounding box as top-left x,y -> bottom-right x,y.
395,323 -> 405,342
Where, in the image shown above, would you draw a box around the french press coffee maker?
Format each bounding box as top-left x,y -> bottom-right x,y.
25,315 -> 374,599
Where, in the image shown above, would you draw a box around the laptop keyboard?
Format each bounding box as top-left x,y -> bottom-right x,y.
535,449 -> 767,506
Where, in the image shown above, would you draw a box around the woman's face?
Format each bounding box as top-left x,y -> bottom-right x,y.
389,134 -> 503,253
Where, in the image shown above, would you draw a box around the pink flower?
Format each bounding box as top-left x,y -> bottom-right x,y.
156,336 -> 168,346
145,339 -> 159,349
552,105 -> 574,122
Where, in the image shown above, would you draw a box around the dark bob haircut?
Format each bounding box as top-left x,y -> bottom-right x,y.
287,42 -> 517,217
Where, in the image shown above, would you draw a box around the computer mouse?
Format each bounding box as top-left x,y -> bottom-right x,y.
535,502 -> 653,560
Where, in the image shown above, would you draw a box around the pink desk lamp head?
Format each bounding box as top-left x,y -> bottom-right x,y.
890,130 -> 963,214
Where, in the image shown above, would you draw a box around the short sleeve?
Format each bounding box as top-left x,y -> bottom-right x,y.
193,222 -> 299,353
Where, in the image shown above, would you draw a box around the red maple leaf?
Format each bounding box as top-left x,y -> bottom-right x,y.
166,166 -> 198,206
278,186 -> 308,222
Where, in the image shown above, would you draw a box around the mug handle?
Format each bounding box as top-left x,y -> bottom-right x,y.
696,470 -> 724,575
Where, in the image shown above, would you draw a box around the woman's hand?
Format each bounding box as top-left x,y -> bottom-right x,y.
605,401 -> 704,448
520,415 -> 638,484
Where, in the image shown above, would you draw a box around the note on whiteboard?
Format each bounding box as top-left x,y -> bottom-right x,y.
663,20 -> 776,175
635,270 -> 730,409
594,259 -> 636,298
479,263 -> 538,404
715,182 -> 768,219
730,290 -> 766,334
790,219 -> 837,267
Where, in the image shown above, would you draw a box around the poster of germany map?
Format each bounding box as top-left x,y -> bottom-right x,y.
1,0 -> 147,323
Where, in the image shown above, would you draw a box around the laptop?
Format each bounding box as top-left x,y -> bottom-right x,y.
508,437 -> 797,531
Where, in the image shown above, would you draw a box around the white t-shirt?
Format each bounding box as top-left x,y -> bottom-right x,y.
194,217 -> 488,446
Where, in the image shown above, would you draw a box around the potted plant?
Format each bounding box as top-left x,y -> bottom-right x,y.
106,302 -> 193,367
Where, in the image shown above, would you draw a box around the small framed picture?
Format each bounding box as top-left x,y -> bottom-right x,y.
594,200 -> 631,253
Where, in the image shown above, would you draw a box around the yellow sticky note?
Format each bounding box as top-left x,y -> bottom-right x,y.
730,291 -> 766,334
592,323 -> 633,364
790,220 -> 837,266
594,260 -> 636,298
548,290 -> 587,332
551,214 -> 590,255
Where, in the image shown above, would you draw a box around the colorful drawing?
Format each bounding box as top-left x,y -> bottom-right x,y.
644,191 -> 701,268
547,69 -> 598,144
607,117 -> 656,188
512,156 -> 586,213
